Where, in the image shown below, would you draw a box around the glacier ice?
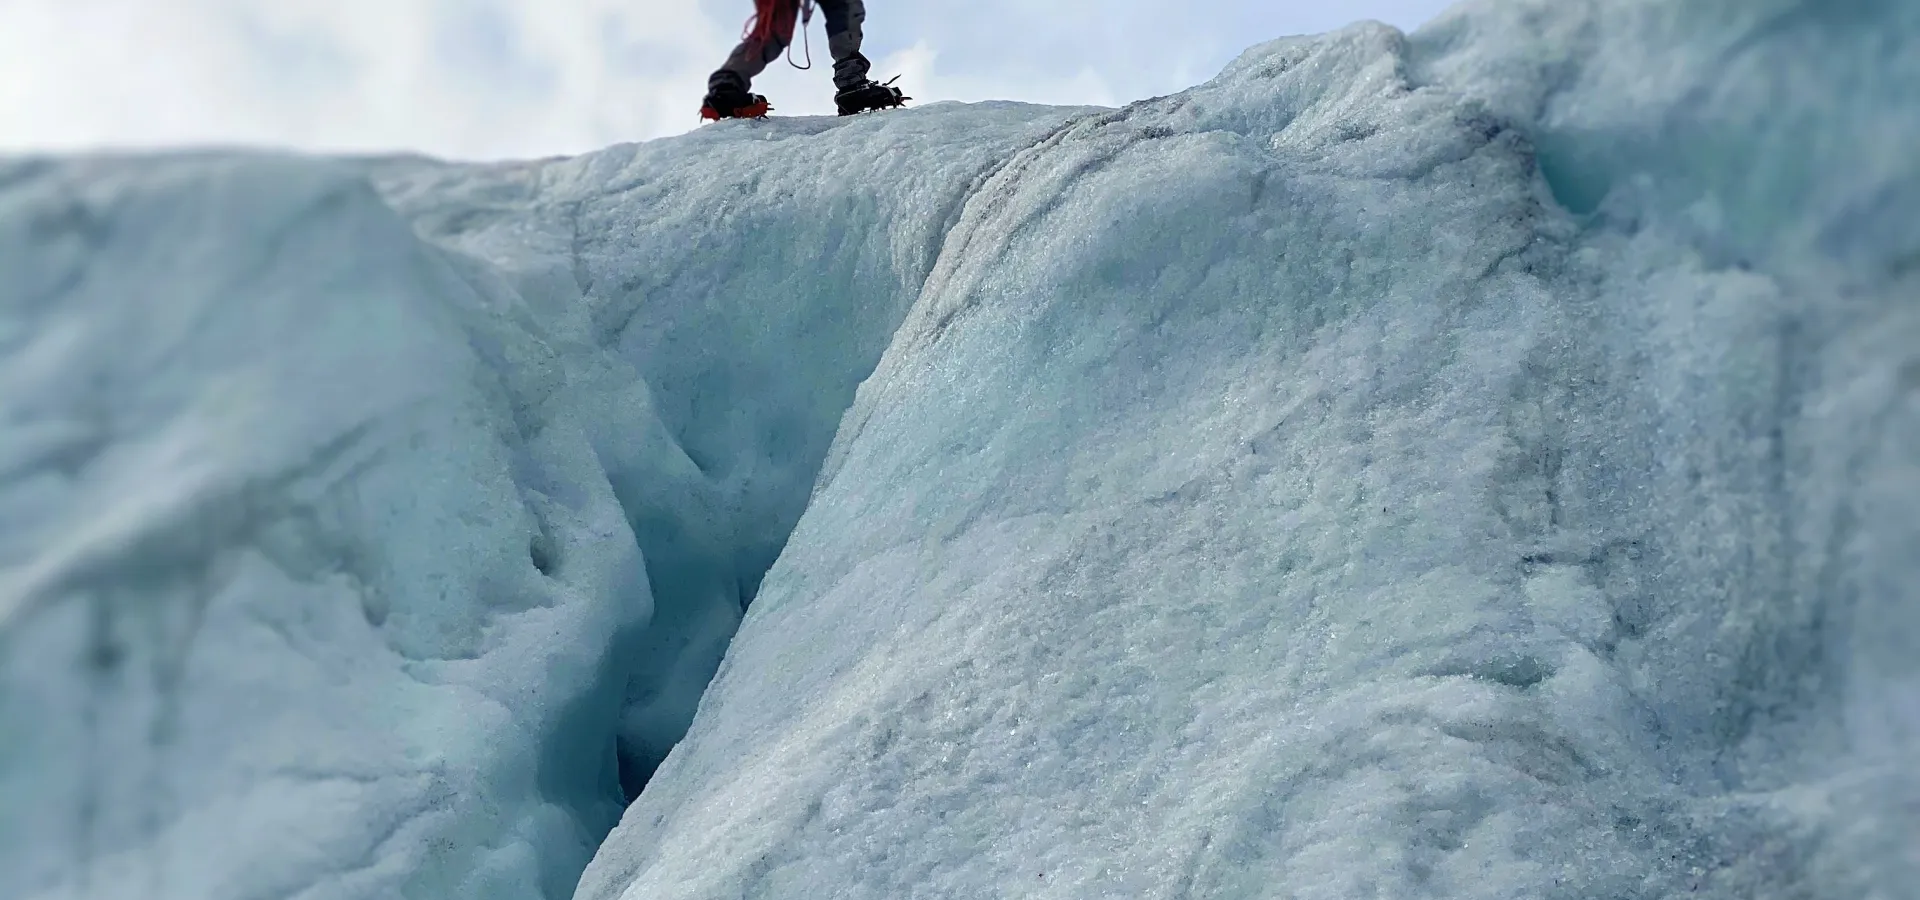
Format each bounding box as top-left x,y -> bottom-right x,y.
0,107 -> 1077,900
576,2 -> 1918,898
0,154 -> 657,900
2,0 -> 1915,898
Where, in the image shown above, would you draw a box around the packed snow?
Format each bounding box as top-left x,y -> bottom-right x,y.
1,1 -> 1913,899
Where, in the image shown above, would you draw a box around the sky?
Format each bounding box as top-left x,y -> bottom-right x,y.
0,0 -> 1458,161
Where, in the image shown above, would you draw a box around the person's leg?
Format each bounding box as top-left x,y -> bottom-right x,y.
815,0 -> 871,91
708,0 -> 801,94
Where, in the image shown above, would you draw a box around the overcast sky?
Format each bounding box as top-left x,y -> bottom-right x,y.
0,0 -> 1457,161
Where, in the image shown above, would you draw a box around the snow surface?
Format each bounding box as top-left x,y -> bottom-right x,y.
2,0 -> 1914,898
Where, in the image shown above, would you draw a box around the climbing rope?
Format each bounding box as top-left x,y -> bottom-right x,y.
788,0 -> 815,71
741,0 -> 815,71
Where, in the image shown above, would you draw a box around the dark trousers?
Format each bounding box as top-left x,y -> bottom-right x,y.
709,0 -> 870,93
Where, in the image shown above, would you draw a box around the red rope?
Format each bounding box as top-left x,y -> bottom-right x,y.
741,0 -> 772,42
740,0 -> 814,69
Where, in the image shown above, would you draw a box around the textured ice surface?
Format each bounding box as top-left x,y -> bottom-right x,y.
0,155 -> 664,900
0,107 -> 1075,900
578,3 -> 1918,899
3,0 -> 1915,898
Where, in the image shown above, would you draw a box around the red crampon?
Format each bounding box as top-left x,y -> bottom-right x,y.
698,0 -> 818,121
699,96 -> 772,120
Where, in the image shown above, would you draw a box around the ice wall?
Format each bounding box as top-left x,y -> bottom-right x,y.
0,153 -> 665,900
0,106 -> 1075,900
578,2 -> 1917,899
2,0 -> 1912,898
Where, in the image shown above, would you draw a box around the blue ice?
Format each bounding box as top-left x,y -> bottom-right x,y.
1,1 -> 1913,899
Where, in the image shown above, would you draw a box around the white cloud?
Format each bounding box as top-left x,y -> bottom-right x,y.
0,0 -> 734,159
0,0 -> 1454,161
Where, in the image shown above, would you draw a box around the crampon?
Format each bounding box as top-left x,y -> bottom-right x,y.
700,92 -> 772,121
835,76 -> 910,116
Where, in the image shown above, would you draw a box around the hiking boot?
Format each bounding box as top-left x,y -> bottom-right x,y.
700,84 -> 771,120
834,77 -> 909,116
